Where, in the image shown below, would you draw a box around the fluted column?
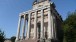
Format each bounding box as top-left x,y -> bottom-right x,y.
22,15 -> 26,39
40,9 -> 44,38
33,11 -> 37,39
26,13 -> 31,39
48,8 -> 52,39
16,15 -> 22,41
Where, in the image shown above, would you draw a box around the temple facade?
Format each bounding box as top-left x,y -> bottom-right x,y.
15,0 -> 63,42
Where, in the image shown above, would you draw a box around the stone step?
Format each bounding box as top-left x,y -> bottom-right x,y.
21,38 -> 38,42
16,39 -> 59,42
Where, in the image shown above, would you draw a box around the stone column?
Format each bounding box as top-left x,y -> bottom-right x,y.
22,15 -> 26,39
47,8 -> 52,39
26,13 -> 31,39
16,15 -> 22,41
53,17 -> 57,39
25,20 -> 28,39
33,11 -> 37,39
51,15 -> 54,39
44,27 -> 46,39
52,16 -> 57,41
40,9 -> 44,39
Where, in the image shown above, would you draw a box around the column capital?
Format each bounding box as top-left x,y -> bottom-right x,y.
24,15 -> 26,19
47,8 -> 51,11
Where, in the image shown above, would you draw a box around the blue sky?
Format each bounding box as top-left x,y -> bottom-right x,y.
0,0 -> 76,38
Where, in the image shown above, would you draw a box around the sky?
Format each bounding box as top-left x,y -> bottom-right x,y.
0,0 -> 76,38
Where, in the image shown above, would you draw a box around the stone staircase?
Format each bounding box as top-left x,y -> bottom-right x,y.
16,38 -> 59,42
20,38 -> 38,42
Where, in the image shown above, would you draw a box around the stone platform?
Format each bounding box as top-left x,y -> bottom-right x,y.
16,38 -> 38,42
16,38 -> 59,42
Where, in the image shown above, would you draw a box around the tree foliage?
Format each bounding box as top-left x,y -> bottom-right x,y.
10,36 -> 16,42
63,11 -> 76,42
0,29 -> 5,42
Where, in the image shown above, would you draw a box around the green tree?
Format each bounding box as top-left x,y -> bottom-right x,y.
63,11 -> 76,42
0,29 -> 5,42
10,36 -> 16,42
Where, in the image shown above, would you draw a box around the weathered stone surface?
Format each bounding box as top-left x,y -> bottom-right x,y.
15,0 -> 63,42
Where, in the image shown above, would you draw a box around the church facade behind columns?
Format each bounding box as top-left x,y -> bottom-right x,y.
15,0 -> 63,42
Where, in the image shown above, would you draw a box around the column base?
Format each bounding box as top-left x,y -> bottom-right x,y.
51,39 -> 59,42
40,38 -> 45,42
15,39 -> 18,42
46,38 -> 59,42
46,39 -> 52,42
15,40 -> 20,42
